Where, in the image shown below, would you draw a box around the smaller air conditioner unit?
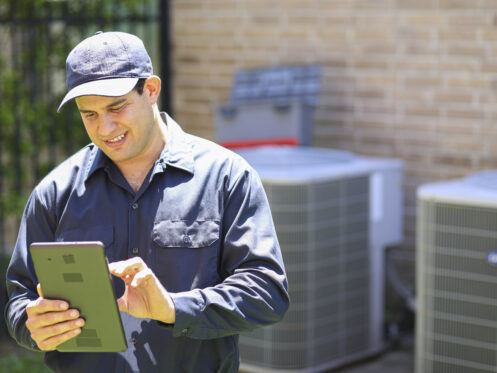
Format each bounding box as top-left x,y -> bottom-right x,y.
236,146 -> 404,372
416,171 -> 497,373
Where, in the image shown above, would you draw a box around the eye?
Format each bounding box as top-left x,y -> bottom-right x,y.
110,104 -> 127,113
84,112 -> 96,119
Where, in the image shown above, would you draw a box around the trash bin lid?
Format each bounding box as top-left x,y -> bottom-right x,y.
231,65 -> 321,105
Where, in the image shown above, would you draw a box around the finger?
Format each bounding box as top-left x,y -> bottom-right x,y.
26,298 -> 69,317
26,308 -> 80,331
109,257 -> 146,277
130,267 -> 154,288
36,283 -> 44,298
37,327 -> 82,351
116,297 -> 127,313
31,317 -> 85,342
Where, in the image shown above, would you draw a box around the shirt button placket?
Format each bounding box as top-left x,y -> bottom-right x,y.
129,201 -> 139,257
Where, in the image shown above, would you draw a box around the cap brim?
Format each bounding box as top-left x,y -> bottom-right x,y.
57,77 -> 139,112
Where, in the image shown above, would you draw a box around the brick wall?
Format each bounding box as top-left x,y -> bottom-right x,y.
171,0 -> 497,287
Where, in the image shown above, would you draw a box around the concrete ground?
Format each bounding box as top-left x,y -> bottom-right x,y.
335,335 -> 414,373
239,334 -> 414,373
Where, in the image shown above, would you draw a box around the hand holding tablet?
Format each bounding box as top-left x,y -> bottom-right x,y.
25,284 -> 85,351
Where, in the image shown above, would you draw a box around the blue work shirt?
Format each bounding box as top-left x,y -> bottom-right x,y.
5,113 -> 289,372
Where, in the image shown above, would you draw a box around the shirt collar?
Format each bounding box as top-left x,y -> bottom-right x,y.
83,112 -> 194,183
158,112 -> 195,174
84,145 -> 108,182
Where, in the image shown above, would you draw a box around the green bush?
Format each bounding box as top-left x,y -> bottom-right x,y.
0,0 -> 158,238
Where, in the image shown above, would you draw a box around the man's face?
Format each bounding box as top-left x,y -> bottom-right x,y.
75,88 -> 157,167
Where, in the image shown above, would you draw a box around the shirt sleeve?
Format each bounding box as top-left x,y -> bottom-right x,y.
4,187 -> 56,350
165,164 -> 290,339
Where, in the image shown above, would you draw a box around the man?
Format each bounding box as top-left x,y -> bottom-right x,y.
5,31 -> 289,372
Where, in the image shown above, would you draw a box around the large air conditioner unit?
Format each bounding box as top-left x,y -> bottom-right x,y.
236,146 -> 404,372
416,171 -> 497,373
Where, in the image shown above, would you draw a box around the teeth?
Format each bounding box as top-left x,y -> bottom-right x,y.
107,133 -> 125,143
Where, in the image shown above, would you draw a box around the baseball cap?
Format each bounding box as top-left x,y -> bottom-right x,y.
57,31 -> 153,112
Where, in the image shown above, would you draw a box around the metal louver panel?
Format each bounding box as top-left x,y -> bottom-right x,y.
416,201 -> 497,373
240,175 -> 371,371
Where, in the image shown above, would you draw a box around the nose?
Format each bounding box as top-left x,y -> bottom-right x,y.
98,113 -> 118,137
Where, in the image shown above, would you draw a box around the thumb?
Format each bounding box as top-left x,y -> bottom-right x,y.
36,283 -> 44,298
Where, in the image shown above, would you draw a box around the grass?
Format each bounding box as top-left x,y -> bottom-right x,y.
0,340 -> 51,373
0,351 -> 50,373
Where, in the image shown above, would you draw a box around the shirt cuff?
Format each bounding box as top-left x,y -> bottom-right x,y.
157,290 -> 205,338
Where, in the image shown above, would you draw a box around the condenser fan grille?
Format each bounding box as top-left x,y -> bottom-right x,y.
417,201 -> 497,373
240,175 -> 371,370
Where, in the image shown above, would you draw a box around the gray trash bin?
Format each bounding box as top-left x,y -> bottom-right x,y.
215,65 -> 320,148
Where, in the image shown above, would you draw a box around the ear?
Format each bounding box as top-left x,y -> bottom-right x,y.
144,75 -> 161,105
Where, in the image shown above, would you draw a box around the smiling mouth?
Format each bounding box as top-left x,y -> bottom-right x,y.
104,132 -> 128,147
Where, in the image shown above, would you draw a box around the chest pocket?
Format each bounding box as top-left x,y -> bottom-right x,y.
152,220 -> 219,248
151,220 -> 220,292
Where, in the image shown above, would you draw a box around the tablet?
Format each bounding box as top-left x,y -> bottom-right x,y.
30,241 -> 127,352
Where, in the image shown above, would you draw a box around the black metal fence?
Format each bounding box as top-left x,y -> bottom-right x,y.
0,0 -> 170,253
